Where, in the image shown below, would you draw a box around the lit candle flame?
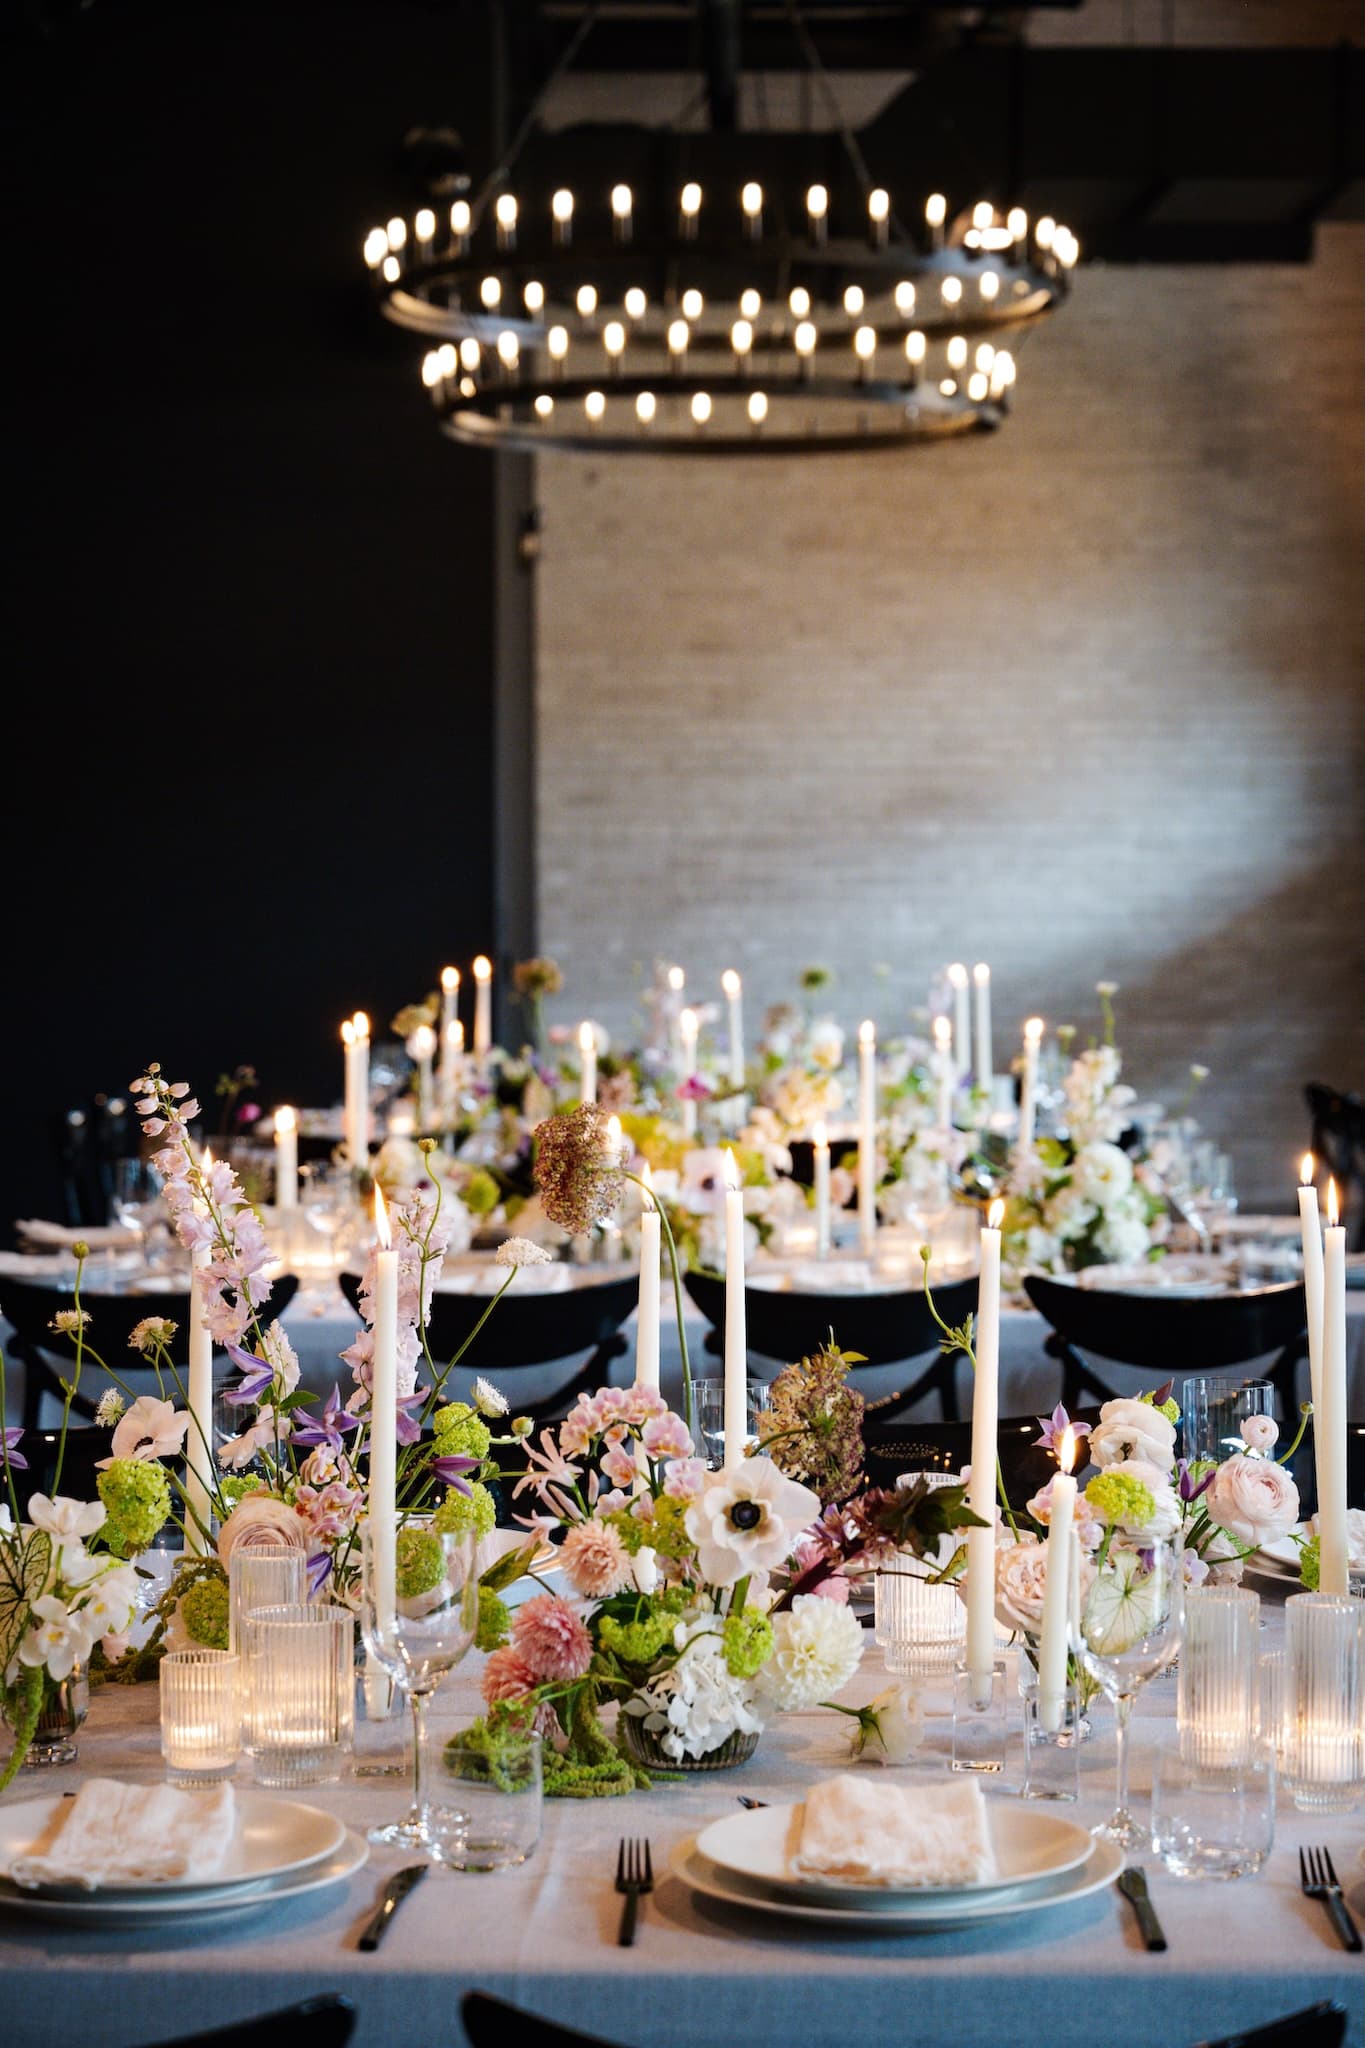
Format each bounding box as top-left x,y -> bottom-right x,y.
722,969 -> 741,997
812,1120 -> 827,1147
374,1185 -> 391,1249
353,1010 -> 370,1040
1024,1016 -> 1044,1046
410,1024 -> 436,1057
472,955 -> 491,983
341,1019 -> 354,1048
859,1019 -> 876,1048
987,1197 -> 1005,1230
680,1007 -> 698,1038
274,1105 -> 296,1136
641,1159 -> 656,1205
724,1147 -> 740,1191
933,1015 -> 952,1050
441,965 -> 460,993
1327,1179 -> 1339,1229
667,965 -> 685,992
947,962 -> 968,988
606,1114 -> 623,1160
578,1020 -> 595,1052
1059,1426 -> 1076,1475
1301,1153 -> 1315,1187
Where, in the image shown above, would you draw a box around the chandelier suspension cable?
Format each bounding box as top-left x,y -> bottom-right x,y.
466,0 -> 606,230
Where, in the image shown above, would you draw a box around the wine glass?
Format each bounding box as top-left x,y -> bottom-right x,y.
358,1519 -> 479,1852
1070,1531 -> 1184,1849
298,1160 -> 358,1281
108,1156 -> 168,1268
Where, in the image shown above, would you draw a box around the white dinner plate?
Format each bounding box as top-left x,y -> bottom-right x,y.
0,1831 -> 369,1928
693,1799 -> 1094,1901
0,1791 -> 347,1898
670,1833 -> 1122,1931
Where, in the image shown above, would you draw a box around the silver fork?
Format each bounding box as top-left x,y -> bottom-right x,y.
615,1837 -> 653,1947
1299,1845 -> 1363,1952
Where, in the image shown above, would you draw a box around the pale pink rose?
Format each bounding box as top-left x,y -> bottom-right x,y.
1239,1415 -> 1279,1454
1203,1456 -> 1300,1549
988,1534 -> 1096,1637
216,1491 -> 310,1572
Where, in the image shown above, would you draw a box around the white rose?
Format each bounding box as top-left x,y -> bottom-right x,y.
1203,1456 -> 1300,1549
1071,1142 -> 1134,1205
1089,1398 -> 1177,1475
1094,1209 -> 1153,1265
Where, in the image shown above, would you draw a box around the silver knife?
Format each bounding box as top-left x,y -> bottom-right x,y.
1117,1866 -> 1167,1951
358,1863 -> 428,1951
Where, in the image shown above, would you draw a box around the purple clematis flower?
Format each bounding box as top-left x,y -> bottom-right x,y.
1034,1404 -> 1091,1456
394,1389 -> 430,1449
292,1384 -> 361,1452
432,1453 -> 478,1499
222,1345 -> 275,1406
306,1551 -> 334,1598
2,1426 -> 26,1471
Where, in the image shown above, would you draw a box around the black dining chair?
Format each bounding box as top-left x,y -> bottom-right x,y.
682,1268 -> 975,1420
6,1426 -> 110,1517
1195,2003 -> 1349,2048
1021,1272 -> 1308,1430
1306,1081 -> 1365,1252
859,1408 -> 1102,1507
1,1271 -> 301,1432
140,1995 -> 357,2048
337,1266 -> 639,1433
461,1989 -> 626,2048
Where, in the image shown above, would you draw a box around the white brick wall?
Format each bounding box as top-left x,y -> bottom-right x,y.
535,225 -> 1365,1209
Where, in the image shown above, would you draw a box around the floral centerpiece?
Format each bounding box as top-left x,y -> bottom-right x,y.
998,985 -> 1174,1282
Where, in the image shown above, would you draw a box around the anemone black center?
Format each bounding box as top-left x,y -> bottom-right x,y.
729,1501 -> 762,1531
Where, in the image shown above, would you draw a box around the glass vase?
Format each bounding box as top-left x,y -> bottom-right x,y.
616,1704 -> 761,1772
25,1667 -> 90,1769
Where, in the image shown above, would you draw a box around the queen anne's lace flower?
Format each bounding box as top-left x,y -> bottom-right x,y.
494,1236 -> 554,1269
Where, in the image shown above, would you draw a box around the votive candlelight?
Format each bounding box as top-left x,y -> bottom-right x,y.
160,1650 -> 240,1785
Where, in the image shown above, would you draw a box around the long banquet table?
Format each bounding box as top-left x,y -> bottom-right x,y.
2,1582 -> 1362,2048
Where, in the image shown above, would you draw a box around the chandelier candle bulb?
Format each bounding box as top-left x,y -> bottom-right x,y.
1018,1017 -> 1044,1151
722,969 -> 745,1087
1297,1158 -> 1325,1437
932,1016 -> 955,1128
578,1021 -> 597,1106
273,1106 -> 298,1211
868,187 -> 890,246
812,1120 -> 832,1261
1036,1429 -> 1077,1733
551,188 -> 573,245
741,182 -> 763,238
722,1149 -> 748,1470
611,184 -> 633,243
857,1020 -> 878,1256
806,183 -> 828,243
965,1198 -> 1004,1707
369,1189 -> 398,1634
472,955 -> 492,1062
494,191 -> 517,251
679,182 -> 702,237
449,199 -> 471,251
634,1164 -> 661,1391
1318,1181 -> 1350,1597
925,192 -> 947,250
679,1006 -> 699,1137
972,964 -> 993,1094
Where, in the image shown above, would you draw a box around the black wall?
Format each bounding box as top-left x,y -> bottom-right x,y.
3,1 -> 520,1238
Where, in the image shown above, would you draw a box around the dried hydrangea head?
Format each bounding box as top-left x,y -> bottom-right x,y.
531,1103 -> 624,1235
758,1341 -> 867,1505
513,956 -> 564,999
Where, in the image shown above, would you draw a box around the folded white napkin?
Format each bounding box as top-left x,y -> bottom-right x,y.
1074,1257 -> 1229,1295
15,1219 -> 130,1253
791,1774 -> 996,1888
5,1778 -> 238,1891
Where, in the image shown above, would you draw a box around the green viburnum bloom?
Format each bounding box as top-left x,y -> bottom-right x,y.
181,1577 -> 230,1649
432,1481 -> 497,1540
475,1586 -> 511,1653
722,1608 -> 773,1680
1084,1470 -> 1157,1532
395,1528 -> 445,1601
96,1458 -> 172,1556
1298,1533 -> 1320,1591
636,1496 -> 694,1562
432,1402 -> 491,1462
218,1474 -> 263,1513
460,1168 -> 502,1218
598,1610 -> 675,1668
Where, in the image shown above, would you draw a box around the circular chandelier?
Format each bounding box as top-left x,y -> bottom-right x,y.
361,8 -> 1079,456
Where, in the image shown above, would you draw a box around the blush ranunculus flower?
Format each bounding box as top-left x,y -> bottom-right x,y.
216,1491 -> 310,1572
1203,1455 -> 1300,1549
1088,1397 -> 1177,1475
1239,1415 -> 1279,1454
989,1534 -> 1098,1638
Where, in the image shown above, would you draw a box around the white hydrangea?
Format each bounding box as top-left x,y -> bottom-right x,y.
626,1622 -> 764,1761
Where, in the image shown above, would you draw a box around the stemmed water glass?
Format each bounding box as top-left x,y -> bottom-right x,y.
358,1519 -> 479,1852
108,1156 -> 170,1268
1070,1531 -> 1184,1850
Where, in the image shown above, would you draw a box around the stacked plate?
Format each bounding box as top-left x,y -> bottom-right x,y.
672,1799 -> 1121,1931
0,1792 -> 368,1928
1246,1528 -> 1308,1587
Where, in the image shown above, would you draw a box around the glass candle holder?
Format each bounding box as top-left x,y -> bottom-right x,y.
241,1602 -> 355,1789
952,1658 -> 1009,1774
1020,1678 -> 1081,1801
228,1546 -> 307,1655
1178,1585 -> 1261,1766
694,1378 -> 770,1470
875,1550 -> 966,1676
1284,1593 -> 1365,1814
1178,1377 -> 1274,1467
160,1650 -> 240,1786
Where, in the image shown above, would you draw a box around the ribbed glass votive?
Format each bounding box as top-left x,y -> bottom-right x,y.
240,1602 -> 355,1788
228,1547 -> 307,1655
875,1550 -> 966,1675
160,1650 -> 240,1785
1178,1585 -> 1261,1766
1284,1593 -> 1365,1814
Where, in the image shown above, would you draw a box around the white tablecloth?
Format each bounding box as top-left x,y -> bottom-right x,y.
0,1590 -> 1360,2048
